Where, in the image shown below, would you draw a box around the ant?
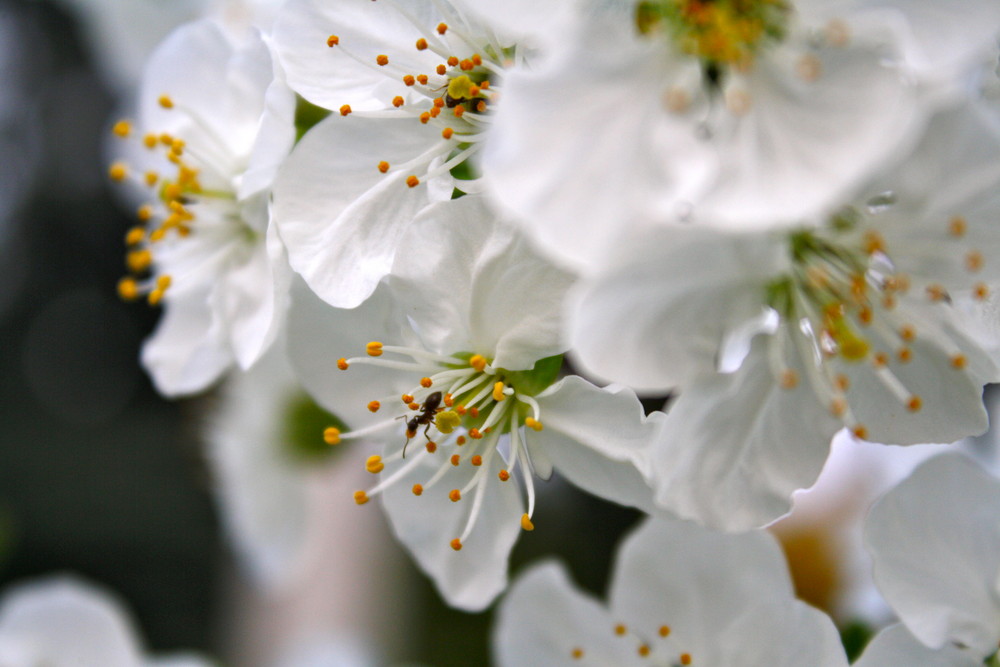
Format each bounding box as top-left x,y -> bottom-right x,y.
402,391 -> 443,458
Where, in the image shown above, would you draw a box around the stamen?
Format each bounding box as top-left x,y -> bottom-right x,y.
324,427 -> 341,445
520,514 -> 534,531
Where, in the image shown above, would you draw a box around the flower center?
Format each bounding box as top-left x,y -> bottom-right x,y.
637,0 -> 791,70
763,205 -> 986,437
109,98 -> 250,306
324,0 -> 519,188
325,343 -> 561,550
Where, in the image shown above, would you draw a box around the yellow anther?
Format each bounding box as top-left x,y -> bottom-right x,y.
442,127 -> 454,139
401,394 -> 414,404
454,105 -> 465,118
659,626 -> 671,638
779,369 -> 798,389
378,161 -> 390,173
376,54 -> 389,66
498,469 -> 510,481
392,95 -> 405,108
492,382 -> 506,402
159,133 -> 173,145
520,514 -> 534,531
525,418 -> 543,432
447,56 -> 459,67
108,162 -> 128,182
882,294 -> 897,311
365,455 -> 384,474
415,37 -> 428,50
456,435 -> 466,446
952,354 -> 968,369
949,216 -> 967,237
366,341 -> 383,356
417,74 -> 428,85
468,428 -> 483,440
614,624 -> 627,636
353,490 -> 369,505
144,171 -> 159,186
448,489 -> 461,502
907,395 -> 922,412
125,227 -> 145,246
450,454 -> 460,466
680,654 -> 692,666
326,34 -> 339,47
858,305 -> 873,326
117,277 -> 139,301
443,393 -> 454,407
436,22 -> 448,34
571,648 -> 584,659
471,54 -> 483,66
337,358 -> 349,370
323,427 -> 341,445
112,120 -> 131,137
829,398 -> 847,418
638,645 -> 651,657
126,249 -> 152,273
339,104 -> 352,116
897,347 -> 912,363
974,282 -> 990,301
419,377 -> 433,388
425,441 -> 437,453
403,74 -> 416,86
147,289 -> 165,306
450,538 -> 462,551
899,325 -> 916,341
434,410 -> 461,434
143,133 -> 158,149
406,175 -> 420,187
412,484 -> 423,496
158,95 -> 174,109
471,455 -> 483,466
863,230 -> 886,255
459,59 -> 474,71
408,402 -> 420,411
966,251 -> 984,273
852,425 -> 868,440
419,111 -> 431,124
469,354 -> 487,371
873,352 -> 888,368
436,64 -> 447,75
926,284 -> 947,302
834,374 -> 849,392
367,400 -> 381,413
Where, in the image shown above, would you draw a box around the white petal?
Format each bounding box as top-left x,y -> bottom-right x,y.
865,453 -> 1000,657
651,338 -> 842,530
379,442 -> 523,611
854,624 -> 982,667
606,517 -> 848,664
569,227 -> 786,391
493,562 -> 637,667
391,195 -> 574,369
528,376 -> 659,512
0,577 -> 144,667
480,13 -> 714,271
272,115 -> 438,308
141,290 -> 233,397
286,280 -> 418,429
273,0 -> 441,110
694,43 -> 925,227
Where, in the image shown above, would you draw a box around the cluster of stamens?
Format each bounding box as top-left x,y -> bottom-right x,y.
324,0 -> 513,189
324,342 -> 548,551
766,207 -> 987,439
568,621 -> 693,665
109,95 -> 242,306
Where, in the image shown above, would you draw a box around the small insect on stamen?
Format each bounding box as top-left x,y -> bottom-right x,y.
402,391 -> 442,457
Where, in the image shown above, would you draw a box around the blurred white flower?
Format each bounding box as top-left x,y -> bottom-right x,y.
288,195 -> 661,610
853,624 -> 981,667
865,452 -> 1000,661
481,0 -> 1000,270
270,0 -> 537,307
0,577 -> 209,667
566,102 -> 1000,530
493,517 -> 848,666
109,19 -> 296,396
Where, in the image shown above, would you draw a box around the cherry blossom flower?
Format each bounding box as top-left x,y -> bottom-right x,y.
109,19 -> 296,396
288,195 -> 661,610
493,517 -> 848,666
481,0 -> 1000,270
865,453 -> 1000,661
271,0 -> 540,307
569,103 -> 1000,530
0,577 -> 209,666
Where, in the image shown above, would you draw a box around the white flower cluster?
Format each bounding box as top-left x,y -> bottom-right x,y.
104,0 -> 1000,663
